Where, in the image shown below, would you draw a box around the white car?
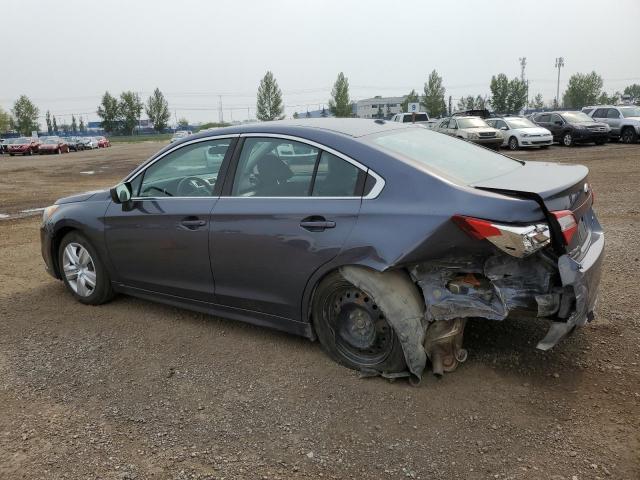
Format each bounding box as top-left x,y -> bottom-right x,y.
170,130 -> 192,143
486,116 -> 553,150
390,112 -> 434,128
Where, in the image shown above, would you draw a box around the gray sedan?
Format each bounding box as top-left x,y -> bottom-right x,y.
40,119 -> 604,383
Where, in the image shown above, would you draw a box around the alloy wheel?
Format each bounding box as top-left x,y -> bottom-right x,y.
509,137 -> 518,150
63,242 -> 97,297
563,133 -> 573,146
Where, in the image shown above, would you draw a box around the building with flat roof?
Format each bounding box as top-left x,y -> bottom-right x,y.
356,96 -> 405,119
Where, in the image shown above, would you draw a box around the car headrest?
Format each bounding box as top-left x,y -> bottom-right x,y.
256,153 -> 293,183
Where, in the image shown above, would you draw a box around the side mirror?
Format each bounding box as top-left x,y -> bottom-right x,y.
554,121 -> 563,126
500,126 -> 508,130
110,182 -> 132,204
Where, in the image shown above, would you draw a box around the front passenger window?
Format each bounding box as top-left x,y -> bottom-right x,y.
607,109 -> 620,119
138,139 -> 230,197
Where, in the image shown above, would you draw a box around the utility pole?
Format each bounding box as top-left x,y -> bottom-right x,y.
218,95 -> 223,123
519,57 -> 528,108
555,57 -> 565,108
448,96 -> 452,115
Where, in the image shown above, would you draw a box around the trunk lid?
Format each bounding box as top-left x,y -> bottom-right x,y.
471,161 -> 594,254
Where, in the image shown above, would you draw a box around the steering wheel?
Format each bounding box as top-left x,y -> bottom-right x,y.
176,176 -> 211,196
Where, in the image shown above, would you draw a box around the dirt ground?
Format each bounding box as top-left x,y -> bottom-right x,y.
0,141 -> 638,479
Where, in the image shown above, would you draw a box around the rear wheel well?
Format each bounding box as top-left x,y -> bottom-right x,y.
51,227 -> 78,277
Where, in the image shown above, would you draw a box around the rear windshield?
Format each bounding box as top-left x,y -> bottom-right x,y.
370,128 -> 522,184
561,112 -> 592,123
403,113 -> 429,122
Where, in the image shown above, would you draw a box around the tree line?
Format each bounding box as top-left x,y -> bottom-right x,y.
2,76 -> 639,135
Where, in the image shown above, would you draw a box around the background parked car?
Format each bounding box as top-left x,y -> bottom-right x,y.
531,111 -> 610,146
435,116 -> 503,150
97,136 -> 110,148
390,112 -> 430,125
79,137 -> 100,149
38,137 -> 70,154
586,105 -> 640,144
65,137 -> 85,152
486,116 -> 553,150
170,130 -> 192,143
8,137 -> 40,156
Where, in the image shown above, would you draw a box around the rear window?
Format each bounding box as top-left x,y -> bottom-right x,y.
403,113 -> 429,122
370,128 -> 522,184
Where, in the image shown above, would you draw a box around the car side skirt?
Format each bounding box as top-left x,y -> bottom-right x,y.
113,283 -> 314,339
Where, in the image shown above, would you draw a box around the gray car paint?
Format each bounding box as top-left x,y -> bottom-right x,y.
41,119 -> 604,375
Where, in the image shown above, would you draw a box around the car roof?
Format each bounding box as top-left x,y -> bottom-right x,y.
183,118 -> 411,141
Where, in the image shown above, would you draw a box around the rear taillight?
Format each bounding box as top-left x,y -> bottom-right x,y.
551,210 -> 578,245
453,215 -> 551,258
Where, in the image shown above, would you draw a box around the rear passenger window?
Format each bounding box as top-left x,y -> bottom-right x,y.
311,152 -> 360,197
537,114 -> 550,123
592,109 -> 605,118
607,109 -> 620,119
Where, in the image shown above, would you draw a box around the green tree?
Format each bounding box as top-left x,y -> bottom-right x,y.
401,89 -> 420,113
45,111 -> 53,134
562,72 -> 603,109
12,95 -> 39,135
456,95 -> 478,111
597,91 -> 620,105
145,87 -> 171,133
97,91 -> 121,133
292,111 -> 299,119
52,116 -> 58,134
329,72 -> 351,118
623,83 -> 640,101
79,117 -> 85,133
71,115 -> 78,134
376,105 -> 384,118
422,70 -> 447,117
119,91 -> 144,135
506,78 -> 528,113
177,118 -> 189,128
256,71 -> 284,121
529,93 -> 544,109
0,106 -> 11,133
490,74 -> 510,112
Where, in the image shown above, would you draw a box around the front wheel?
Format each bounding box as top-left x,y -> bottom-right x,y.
508,136 -> 519,150
312,272 -> 406,375
562,132 -> 574,147
58,232 -> 114,305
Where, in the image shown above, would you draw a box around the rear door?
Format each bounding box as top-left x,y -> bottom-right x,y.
548,114 -> 564,141
209,135 -> 366,321
605,108 -> 622,136
104,136 -> 236,301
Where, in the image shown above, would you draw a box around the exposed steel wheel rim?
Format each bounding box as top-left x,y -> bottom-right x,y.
324,287 -> 394,366
63,242 -> 96,297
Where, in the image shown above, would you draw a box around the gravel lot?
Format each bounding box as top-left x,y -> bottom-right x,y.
1,141 -> 638,479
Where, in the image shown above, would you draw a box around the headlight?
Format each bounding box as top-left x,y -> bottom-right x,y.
467,132 -> 478,139
521,133 -> 531,138
42,205 -> 59,223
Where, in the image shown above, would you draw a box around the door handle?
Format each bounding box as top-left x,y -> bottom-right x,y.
180,217 -> 207,230
300,216 -> 336,231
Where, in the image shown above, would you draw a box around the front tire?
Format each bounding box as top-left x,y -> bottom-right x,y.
562,132 -> 574,147
58,232 -> 114,305
312,272 -> 406,375
508,136 -> 519,150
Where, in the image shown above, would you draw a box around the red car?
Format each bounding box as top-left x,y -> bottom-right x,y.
97,136 -> 110,148
38,137 -> 70,154
8,137 -> 40,156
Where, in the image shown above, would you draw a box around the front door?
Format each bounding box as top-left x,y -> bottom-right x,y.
210,136 -> 364,320
105,137 -> 235,302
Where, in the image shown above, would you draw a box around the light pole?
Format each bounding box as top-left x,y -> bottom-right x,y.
555,57 -> 565,108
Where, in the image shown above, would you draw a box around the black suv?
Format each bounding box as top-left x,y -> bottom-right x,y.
531,111 -> 610,146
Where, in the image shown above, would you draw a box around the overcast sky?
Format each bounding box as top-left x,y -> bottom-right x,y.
2,0 -> 639,125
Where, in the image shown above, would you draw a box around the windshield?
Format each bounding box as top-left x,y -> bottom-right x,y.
457,117 -> 488,128
371,128 -> 522,184
621,107 -> 640,118
44,139 -> 59,144
505,118 -> 537,129
15,137 -> 30,144
561,112 -> 592,123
